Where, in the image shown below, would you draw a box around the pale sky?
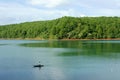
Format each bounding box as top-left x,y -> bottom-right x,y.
0,0 -> 120,25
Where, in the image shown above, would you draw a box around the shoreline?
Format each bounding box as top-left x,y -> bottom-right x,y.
0,38 -> 120,41
61,38 -> 120,40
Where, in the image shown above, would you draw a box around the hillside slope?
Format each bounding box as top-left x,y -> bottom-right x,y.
0,16 -> 120,39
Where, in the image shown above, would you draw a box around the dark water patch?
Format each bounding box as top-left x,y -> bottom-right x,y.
0,44 -> 8,46
20,40 -> 120,58
19,40 -> 88,48
57,50 -> 120,59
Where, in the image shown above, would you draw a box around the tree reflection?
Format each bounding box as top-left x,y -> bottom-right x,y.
20,40 -> 120,58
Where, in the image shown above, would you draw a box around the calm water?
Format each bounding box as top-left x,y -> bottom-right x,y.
0,40 -> 120,80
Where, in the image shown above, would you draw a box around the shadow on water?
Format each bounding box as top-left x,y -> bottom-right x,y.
19,40 -> 120,59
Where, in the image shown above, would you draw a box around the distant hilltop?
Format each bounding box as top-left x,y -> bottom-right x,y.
0,16 -> 120,40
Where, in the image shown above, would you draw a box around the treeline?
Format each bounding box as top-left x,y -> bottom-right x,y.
0,16 -> 120,39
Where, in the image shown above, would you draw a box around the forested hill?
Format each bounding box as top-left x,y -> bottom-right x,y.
0,16 -> 120,39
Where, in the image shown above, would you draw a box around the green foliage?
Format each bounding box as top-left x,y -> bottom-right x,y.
0,16 -> 120,39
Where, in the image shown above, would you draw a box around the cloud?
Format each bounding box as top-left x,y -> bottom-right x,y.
28,0 -> 67,8
0,0 -> 120,25
93,8 -> 120,16
0,2 -> 44,24
75,0 -> 120,9
0,2 -> 85,25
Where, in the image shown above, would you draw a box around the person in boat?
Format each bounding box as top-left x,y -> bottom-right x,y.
33,61 -> 44,68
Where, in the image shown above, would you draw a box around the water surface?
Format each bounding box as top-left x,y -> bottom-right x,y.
0,40 -> 120,80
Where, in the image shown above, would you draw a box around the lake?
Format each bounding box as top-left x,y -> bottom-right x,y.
0,40 -> 120,80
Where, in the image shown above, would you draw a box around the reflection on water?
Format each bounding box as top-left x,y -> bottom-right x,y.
1,40 -> 120,80
20,40 -> 120,58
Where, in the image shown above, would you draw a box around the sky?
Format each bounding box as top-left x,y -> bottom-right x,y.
0,0 -> 120,25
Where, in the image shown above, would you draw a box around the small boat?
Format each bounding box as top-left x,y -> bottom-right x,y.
33,64 -> 44,68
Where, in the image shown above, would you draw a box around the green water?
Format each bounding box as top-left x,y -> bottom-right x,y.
0,40 -> 120,80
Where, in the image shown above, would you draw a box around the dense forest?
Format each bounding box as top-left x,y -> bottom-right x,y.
0,16 -> 120,39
